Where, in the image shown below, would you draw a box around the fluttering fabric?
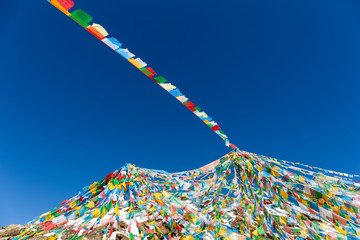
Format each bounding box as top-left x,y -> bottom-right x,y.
14,150 -> 360,240
27,2 -> 360,240
47,0 -> 235,149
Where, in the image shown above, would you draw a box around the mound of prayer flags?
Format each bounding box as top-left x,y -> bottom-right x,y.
13,149 -> 360,240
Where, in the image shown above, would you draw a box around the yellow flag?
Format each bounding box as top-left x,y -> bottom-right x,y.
271,169 -> 280,177
203,208 -> 209,214
320,223 -> 328,231
280,216 -> 287,225
280,189 -> 288,200
334,225 -> 346,235
86,201 -> 95,209
299,176 -> 306,183
44,236 -> 58,240
153,193 -> 162,200
128,58 -> 143,69
108,182 -> 115,191
115,204 -> 119,215
222,200 -> 227,209
182,235 -> 194,240
39,211 -> 51,218
162,191 -> 171,198
155,225 -> 162,234
299,229 -> 308,238
18,235 -> 29,240
70,201 -> 77,207
191,216 -> 199,224
219,227 -> 227,236
92,208 -> 100,218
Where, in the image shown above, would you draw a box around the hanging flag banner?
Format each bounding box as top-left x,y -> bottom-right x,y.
47,0 -> 236,148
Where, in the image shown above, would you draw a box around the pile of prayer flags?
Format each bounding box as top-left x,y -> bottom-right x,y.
13,149 -> 360,240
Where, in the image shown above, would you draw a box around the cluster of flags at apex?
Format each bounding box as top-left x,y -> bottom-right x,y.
47,0 -> 236,149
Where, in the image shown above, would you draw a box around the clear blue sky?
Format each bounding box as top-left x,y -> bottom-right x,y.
1,0 -> 360,227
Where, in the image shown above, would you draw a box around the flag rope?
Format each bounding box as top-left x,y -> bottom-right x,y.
47,0 -> 237,149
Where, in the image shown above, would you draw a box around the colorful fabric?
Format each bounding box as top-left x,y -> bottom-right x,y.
32,2 -> 360,239
14,150 -> 360,240
46,0 -> 235,148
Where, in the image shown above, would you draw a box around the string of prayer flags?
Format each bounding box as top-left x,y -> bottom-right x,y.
46,0 -> 236,149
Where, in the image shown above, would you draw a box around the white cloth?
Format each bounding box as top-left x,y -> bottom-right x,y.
135,58 -> 147,67
52,215 -> 67,225
102,38 -> 119,50
92,23 -> 109,37
319,206 -> 333,220
161,83 -> 176,91
176,95 -> 188,103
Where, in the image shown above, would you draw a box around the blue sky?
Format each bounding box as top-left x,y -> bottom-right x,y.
1,0 -> 360,226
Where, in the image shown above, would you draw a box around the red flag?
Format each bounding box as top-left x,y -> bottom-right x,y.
211,125 -> 220,131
